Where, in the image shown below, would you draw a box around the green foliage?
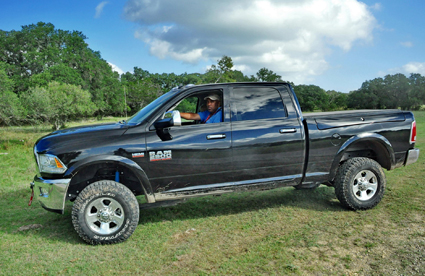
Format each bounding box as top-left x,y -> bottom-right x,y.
0,22 -> 88,94
177,98 -> 198,113
205,55 -> 235,83
21,82 -> 96,129
348,73 -> 425,110
326,90 -> 348,110
0,63 -> 23,125
3,22 -> 425,126
0,22 -> 125,118
294,84 -> 330,112
255,67 -> 283,82
123,78 -> 163,115
29,64 -> 84,88
91,70 -> 125,118
0,90 -> 23,126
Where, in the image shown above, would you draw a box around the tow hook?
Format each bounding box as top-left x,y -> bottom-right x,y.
29,182 -> 35,206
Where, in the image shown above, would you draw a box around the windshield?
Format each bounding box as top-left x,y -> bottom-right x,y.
126,89 -> 178,126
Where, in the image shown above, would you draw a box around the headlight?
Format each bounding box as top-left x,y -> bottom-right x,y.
37,154 -> 67,174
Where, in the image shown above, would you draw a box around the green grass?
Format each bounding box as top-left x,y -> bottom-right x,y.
0,113 -> 424,275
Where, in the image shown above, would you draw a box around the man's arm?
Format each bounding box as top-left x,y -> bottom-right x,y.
180,112 -> 201,121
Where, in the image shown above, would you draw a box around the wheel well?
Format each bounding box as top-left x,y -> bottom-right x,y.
340,140 -> 391,170
329,139 -> 392,184
67,163 -> 144,201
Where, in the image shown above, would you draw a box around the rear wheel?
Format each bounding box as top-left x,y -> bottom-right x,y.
334,157 -> 386,210
71,180 -> 139,245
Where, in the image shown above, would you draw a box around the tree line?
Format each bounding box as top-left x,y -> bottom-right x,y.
1,22 -> 425,129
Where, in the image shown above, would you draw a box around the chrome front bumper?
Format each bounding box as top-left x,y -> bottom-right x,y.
30,176 -> 71,214
405,148 -> 420,166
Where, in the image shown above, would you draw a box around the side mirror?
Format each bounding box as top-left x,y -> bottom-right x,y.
153,110 -> 181,129
153,111 -> 181,141
171,110 -> 181,126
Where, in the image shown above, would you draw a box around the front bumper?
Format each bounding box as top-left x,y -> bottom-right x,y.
405,148 -> 420,166
30,176 -> 71,214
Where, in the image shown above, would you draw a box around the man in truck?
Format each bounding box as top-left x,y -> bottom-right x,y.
180,93 -> 222,123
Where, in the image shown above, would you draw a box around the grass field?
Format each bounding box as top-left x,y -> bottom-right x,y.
0,114 -> 424,275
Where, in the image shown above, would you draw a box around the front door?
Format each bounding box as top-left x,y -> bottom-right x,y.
145,88 -> 232,193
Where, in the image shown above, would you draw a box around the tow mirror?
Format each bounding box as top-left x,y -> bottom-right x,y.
153,111 -> 181,141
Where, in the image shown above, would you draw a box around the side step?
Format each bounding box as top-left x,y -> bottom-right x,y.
139,199 -> 187,210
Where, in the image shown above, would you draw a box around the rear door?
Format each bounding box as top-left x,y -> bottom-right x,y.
231,85 -> 305,185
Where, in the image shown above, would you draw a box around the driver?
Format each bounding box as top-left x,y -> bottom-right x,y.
180,94 -> 222,124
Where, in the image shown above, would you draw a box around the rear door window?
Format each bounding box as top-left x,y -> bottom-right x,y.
231,87 -> 287,121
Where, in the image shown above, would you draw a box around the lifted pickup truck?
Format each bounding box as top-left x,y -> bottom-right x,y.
30,82 -> 419,244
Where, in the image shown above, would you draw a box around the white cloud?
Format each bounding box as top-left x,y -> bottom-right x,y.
123,0 -> 377,83
400,41 -> 413,48
370,3 -> 382,11
383,62 -> 425,76
402,62 -> 425,75
108,62 -> 125,75
95,1 -> 109,18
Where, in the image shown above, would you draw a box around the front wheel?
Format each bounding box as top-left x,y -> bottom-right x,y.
334,157 -> 386,210
71,180 -> 140,245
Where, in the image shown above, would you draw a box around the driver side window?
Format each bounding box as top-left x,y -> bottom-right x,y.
175,96 -> 198,124
169,90 -> 223,125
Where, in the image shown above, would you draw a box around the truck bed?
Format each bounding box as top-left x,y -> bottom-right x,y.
303,109 -> 406,130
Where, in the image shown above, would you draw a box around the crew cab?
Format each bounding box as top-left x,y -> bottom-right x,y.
30,82 -> 419,244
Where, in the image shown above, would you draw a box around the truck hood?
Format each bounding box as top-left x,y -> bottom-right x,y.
35,122 -> 129,154
49,122 -> 127,136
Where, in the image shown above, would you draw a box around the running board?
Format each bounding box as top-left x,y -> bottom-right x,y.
139,199 -> 187,210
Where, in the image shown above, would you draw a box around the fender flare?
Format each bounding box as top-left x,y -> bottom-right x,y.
328,133 -> 395,181
64,155 -> 155,203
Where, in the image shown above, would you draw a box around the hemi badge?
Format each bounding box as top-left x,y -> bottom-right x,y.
132,152 -> 145,158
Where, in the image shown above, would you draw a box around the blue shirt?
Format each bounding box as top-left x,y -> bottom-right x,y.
199,107 -> 222,124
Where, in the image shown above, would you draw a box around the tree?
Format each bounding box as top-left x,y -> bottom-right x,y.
409,73 -> 425,110
21,82 -> 96,129
29,63 -> 84,88
205,55 -> 234,83
232,70 -> 252,82
0,22 -> 125,117
179,72 -> 203,86
0,22 -> 85,94
348,74 -> 425,110
0,63 -> 22,125
347,89 -> 379,109
383,73 -> 410,109
326,90 -> 348,110
255,67 -> 283,82
293,84 -> 328,111
121,69 -> 163,115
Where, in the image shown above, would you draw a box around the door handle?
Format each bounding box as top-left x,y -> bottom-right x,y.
207,134 -> 226,140
279,128 -> 296,134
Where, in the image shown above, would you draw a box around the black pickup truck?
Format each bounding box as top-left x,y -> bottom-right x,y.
30,82 -> 419,244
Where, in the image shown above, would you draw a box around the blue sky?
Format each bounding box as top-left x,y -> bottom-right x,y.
1,0 -> 424,93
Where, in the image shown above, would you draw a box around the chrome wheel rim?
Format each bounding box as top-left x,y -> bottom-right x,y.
85,197 -> 125,235
352,170 -> 378,201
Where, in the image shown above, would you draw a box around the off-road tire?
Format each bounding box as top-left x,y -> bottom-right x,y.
334,157 -> 386,210
71,180 -> 139,245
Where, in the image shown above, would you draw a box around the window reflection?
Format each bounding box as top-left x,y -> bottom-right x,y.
232,87 -> 287,121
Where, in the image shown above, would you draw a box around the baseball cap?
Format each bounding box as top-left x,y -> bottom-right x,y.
204,94 -> 220,101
